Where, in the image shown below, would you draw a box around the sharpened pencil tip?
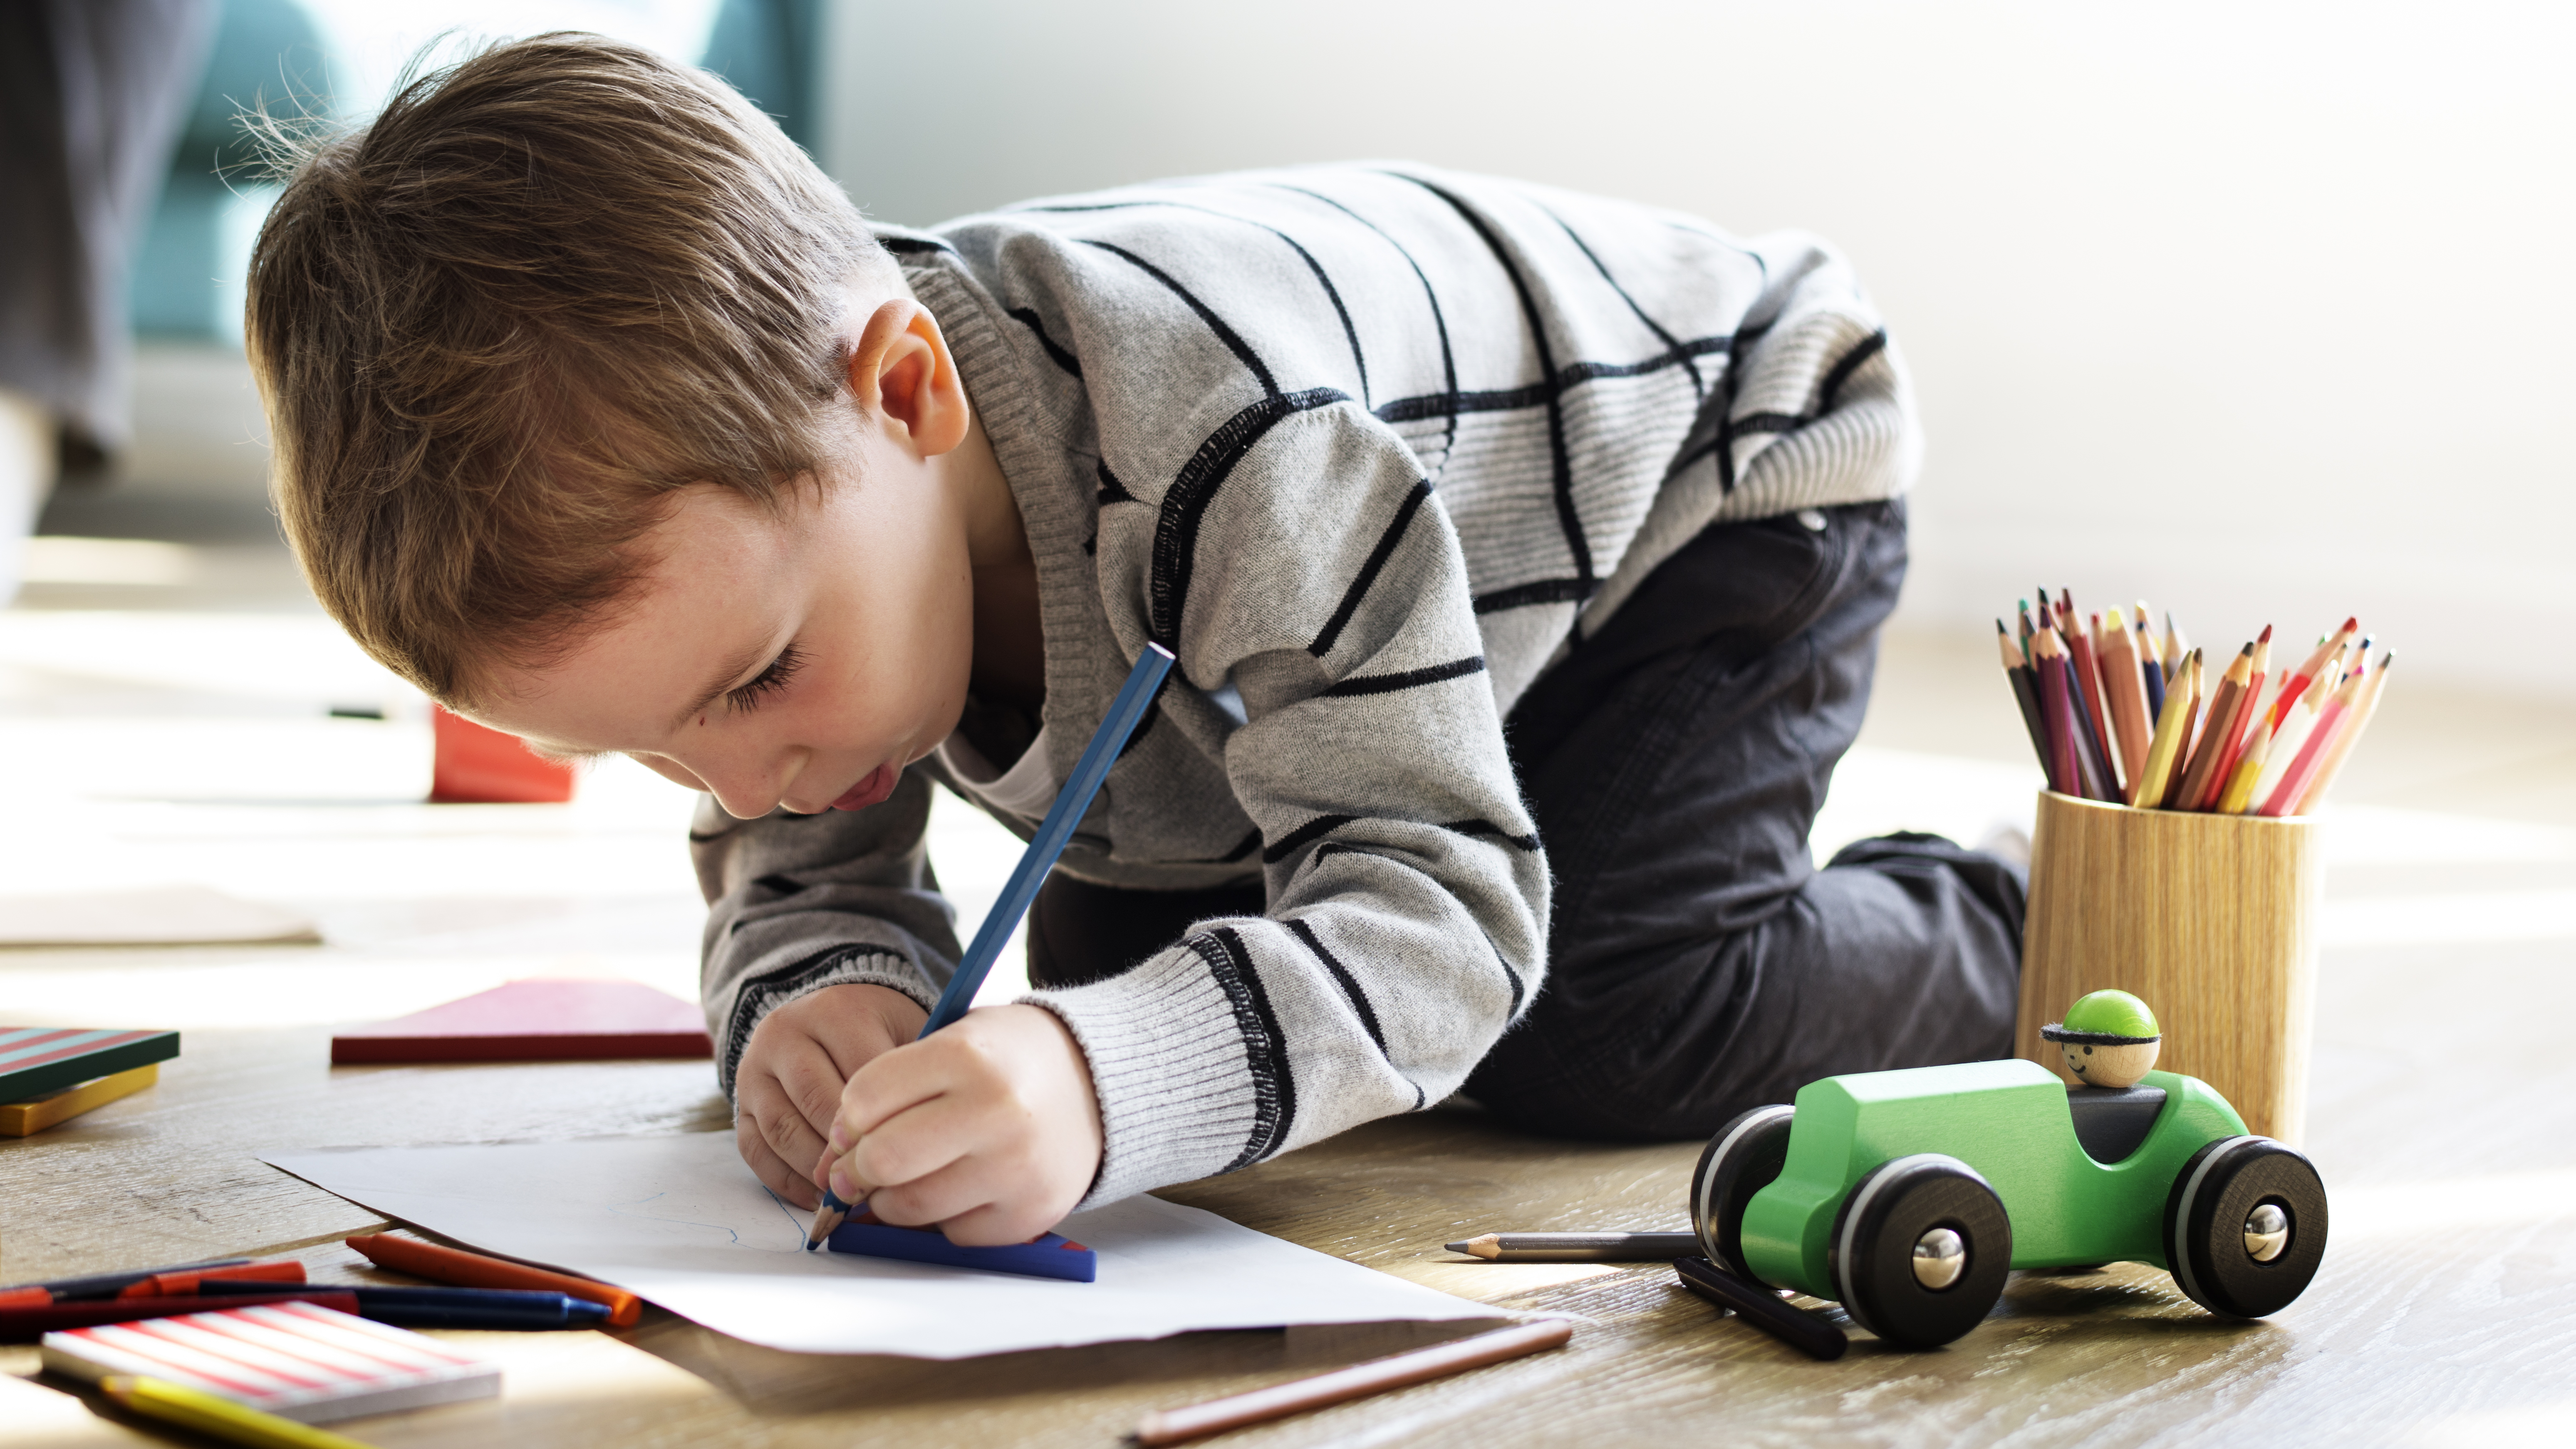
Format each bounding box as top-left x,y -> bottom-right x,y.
2258,624 -> 2274,642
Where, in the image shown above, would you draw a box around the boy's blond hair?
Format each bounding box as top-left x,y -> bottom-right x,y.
248,33 -> 891,706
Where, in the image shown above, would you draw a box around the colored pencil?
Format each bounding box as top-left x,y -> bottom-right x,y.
2260,666 -> 2366,817
4,1258 -> 250,1303
2269,617 -> 2356,732
1998,622 -> 2046,765
117,1261 -> 306,1298
2171,644 -> 2253,813
2131,648 -> 2201,807
2162,611 -> 2190,683
2195,625 -> 2272,810
2293,652 -> 2393,814
99,1376 -> 379,1449
191,1280 -> 615,1330
2095,607 -> 2155,791
2054,595 -> 2119,798
2156,649 -> 2207,807
2216,715 -> 2276,814
2137,612 -> 2166,722
807,641 -> 1179,1249
4,1292 -> 359,1342
2032,627 -> 2081,795
342,1234 -> 636,1325
2064,654 -> 2118,800
1445,1232 -> 1701,1262
2248,668 -> 2334,811
1134,1320 -> 1574,1445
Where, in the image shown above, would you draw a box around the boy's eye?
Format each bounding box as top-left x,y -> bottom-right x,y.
726,642 -> 806,713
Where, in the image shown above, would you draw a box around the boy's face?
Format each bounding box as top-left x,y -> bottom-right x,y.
470,429 -> 977,820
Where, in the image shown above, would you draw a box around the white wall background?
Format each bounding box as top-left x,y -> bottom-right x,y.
820,0 -> 2576,697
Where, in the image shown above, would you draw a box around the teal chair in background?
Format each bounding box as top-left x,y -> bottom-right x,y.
130,0 -> 825,345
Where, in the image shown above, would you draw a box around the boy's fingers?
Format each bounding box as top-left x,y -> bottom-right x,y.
739,1065 -> 833,1189
737,1116 -> 822,1210
830,1033 -> 978,1148
934,1200 -> 1062,1250
862,1157 -> 1012,1237
834,1089 -> 992,1194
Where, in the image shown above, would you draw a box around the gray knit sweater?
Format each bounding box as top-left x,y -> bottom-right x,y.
691,164 -> 1917,1206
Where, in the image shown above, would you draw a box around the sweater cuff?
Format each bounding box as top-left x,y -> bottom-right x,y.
1022,945 -> 1260,1209
718,946 -> 939,1100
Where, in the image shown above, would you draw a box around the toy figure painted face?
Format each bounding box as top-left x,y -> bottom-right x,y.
2041,990 -> 2162,1089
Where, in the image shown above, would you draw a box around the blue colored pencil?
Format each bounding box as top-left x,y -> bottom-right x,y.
805,642 -> 1178,1249
196,1279 -> 612,1329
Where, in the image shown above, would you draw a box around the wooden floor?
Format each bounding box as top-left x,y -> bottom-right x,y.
5,518 -> 2576,1444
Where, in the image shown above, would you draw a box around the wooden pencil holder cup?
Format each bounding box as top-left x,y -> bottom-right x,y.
2015,790 -> 2324,1144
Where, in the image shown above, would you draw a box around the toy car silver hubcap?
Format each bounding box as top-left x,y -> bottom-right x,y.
2243,1201 -> 2291,1262
1911,1227 -> 1967,1289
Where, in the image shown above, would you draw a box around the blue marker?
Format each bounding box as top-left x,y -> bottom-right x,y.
197,1279 -> 613,1329
804,642 -> 1177,1252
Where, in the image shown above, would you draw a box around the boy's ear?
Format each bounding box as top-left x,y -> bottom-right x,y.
847,299 -> 970,458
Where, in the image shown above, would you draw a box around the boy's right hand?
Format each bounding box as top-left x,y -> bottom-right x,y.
734,983 -> 929,1209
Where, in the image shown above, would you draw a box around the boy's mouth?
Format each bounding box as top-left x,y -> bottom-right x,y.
829,763 -> 897,812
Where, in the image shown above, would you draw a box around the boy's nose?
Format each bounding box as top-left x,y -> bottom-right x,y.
694,749 -> 805,820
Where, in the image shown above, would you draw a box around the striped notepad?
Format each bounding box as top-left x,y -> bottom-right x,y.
0,1027 -> 179,1103
40,1301 -> 499,1423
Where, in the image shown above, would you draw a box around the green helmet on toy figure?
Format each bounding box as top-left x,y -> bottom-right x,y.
2041,989 -> 2162,1089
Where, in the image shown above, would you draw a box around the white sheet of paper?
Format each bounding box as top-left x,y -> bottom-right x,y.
262,1134 -> 1499,1358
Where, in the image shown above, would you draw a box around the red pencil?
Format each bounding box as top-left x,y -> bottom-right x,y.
2032,627 -> 2081,796
2269,617 -> 2356,732
2058,592 -> 2121,797
2196,625 -> 2273,809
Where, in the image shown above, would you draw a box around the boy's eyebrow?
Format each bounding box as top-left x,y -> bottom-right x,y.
669,637 -> 782,732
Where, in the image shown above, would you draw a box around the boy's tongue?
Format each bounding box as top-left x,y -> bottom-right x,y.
830,763 -> 897,812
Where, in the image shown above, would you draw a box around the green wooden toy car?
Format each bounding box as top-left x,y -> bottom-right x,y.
1689,1058 -> 2328,1349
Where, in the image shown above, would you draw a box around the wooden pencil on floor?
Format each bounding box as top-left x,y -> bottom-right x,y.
2170,643 -> 2253,813
1132,1320 -> 1573,1445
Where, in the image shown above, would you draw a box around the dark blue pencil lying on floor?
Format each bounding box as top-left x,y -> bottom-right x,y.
195,1278 -> 612,1329
804,642 -> 1177,1258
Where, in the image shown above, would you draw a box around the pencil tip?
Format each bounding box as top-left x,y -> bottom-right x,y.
2258,624 -> 2274,642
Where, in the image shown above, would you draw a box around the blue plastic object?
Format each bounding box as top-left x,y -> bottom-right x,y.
828,1217 -> 1097,1283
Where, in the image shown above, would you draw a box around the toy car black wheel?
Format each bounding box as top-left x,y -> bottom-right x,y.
2162,1136 -> 2327,1319
1691,1104 -> 1795,1279
1828,1154 -> 2012,1349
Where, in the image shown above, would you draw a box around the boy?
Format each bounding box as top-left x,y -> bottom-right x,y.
249,36 -> 2023,1248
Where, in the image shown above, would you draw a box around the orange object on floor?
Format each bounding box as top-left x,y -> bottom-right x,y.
430,707 -> 577,803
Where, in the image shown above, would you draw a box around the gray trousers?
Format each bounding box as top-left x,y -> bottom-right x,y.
1028,500 -> 2025,1140
0,0 -> 213,455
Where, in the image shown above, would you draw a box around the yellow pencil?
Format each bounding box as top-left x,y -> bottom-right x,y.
99,1377 -> 379,1449
2130,647 -> 2201,807
2216,718 -> 2276,814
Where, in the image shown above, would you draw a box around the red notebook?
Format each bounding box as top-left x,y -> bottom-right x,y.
331,980 -> 712,1064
